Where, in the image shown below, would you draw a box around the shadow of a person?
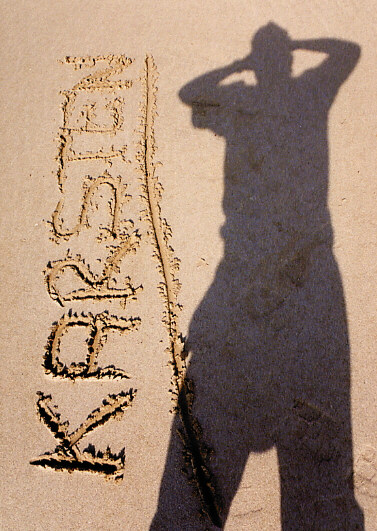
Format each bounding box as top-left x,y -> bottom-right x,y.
151,23 -> 363,530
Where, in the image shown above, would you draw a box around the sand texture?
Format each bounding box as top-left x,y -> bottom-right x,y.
0,2 -> 376,529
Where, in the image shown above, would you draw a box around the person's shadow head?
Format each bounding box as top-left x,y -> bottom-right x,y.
151,23 -> 363,530
247,22 -> 293,83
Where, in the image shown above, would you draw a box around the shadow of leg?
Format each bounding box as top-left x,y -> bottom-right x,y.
277,411 -> 364,530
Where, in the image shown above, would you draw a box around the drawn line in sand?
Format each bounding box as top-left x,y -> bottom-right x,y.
31,390 -> 136,480
137,55 -> 222,527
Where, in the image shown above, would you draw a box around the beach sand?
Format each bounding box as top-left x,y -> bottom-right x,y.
0,2 -> 376,529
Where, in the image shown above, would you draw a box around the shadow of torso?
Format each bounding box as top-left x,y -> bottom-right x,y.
187,70 -> 350,468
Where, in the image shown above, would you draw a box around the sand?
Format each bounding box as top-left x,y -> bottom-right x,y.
0,2 -> 376,529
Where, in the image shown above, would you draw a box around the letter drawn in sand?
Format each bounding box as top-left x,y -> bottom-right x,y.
31,390 -> 136,480
43,311 -> 140,380
51,172 -> 132,241
62,54 -> 133,92
45,233 -> 142,306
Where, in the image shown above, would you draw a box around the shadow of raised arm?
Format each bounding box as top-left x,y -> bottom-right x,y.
294,38 -> 361,103
179,56 -> 252,106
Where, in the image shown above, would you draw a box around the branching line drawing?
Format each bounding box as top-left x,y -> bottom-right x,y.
137,55 -> 221,526
31,390 -> 136,480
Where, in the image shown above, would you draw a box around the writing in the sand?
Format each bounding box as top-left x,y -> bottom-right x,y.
31,55 -> 141,480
